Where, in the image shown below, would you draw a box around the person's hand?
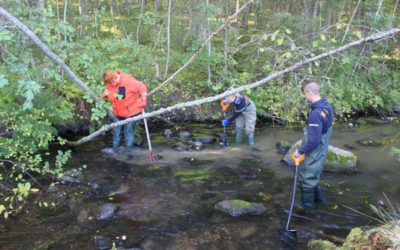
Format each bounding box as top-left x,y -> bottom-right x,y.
140,94 -> 147,108
291,150 -> 305,166
221,119 -> 229,127
101,89 -> 109,98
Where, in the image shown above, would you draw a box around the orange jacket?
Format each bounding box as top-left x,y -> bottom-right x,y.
102,72 -> 147,118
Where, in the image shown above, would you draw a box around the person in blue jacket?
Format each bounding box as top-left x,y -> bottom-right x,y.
292,80 -> 334,210
221,93 -> 257,149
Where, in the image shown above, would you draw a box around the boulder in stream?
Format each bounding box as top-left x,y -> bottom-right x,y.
214,199 -> 267,217
94,203 -> 118,221
57,169 -> 84,184
282,140 -> 358,173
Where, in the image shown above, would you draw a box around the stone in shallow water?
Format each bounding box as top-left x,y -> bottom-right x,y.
214,199 -> 267,217
94,203 -> 118,220
282,140 -> 358,172
94,236 -> 112,250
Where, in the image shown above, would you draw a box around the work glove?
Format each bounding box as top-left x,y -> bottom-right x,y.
221,119 -> 229,127
291,149 -> 305,166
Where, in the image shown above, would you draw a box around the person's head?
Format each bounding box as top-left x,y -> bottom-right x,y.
301,80 -> 321,103
223,94 -> 236,104
103,70 -> 121,86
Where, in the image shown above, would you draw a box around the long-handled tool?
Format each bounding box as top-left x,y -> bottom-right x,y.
142,110 -> 158,164
219,100 -> 230,147
279,155 -> 303,242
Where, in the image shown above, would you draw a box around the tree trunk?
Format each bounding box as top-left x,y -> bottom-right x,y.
303,0 -> 309,17
206,0 -> 212,84
78,0 -> 87,37
63,0 -> 68,43
163,0 -> 172,80
110,0 -> 115,28
312,0 -> 319,18
342,0 -> 362,42
154,0 -> 161,13
136,0 -> 147,43
241,4 -> 249,26
325,0 -> 331,29
56,0 -> 61,42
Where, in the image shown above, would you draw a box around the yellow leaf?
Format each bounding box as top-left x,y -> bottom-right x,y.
285,29 -> 291,34
320,34 -> 326,41
355,30 -> 362,39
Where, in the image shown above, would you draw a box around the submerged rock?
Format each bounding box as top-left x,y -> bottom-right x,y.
173,142 -> 189,152
307,239 -> 338,250
214,199 -> 267,217
94,203 -> 118,221
356,138 -> 382,147
178,131 -> 191,141
282,141 -> 358,172
57,169 -> 84,184
192,136 -> 216,144
164,129 -> 173,138
276,140 -> 292,154
94,235 -> 112,250
188,140 -> 204,151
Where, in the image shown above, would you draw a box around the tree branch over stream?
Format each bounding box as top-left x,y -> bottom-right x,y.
68,27 -> 400,146
148,0 -> 255,96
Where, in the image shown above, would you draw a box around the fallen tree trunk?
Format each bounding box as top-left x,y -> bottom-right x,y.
68,27 -> 400,146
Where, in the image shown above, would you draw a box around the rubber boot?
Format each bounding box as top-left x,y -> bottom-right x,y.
235,131 -> 244,144
301,189 -> 315,210
248,133 -> 255,150
314,185 -> 326,204
125,147 -> 133,160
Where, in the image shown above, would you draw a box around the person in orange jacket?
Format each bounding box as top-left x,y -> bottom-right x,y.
101,70 -> 147,160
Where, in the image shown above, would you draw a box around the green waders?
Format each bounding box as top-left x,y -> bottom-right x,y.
298,126 -> 332,209
235,101 -> 257,148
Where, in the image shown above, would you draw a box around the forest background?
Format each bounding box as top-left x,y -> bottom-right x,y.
0,0 -> 399,217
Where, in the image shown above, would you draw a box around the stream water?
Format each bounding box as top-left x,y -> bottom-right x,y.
0,121 -> 399,250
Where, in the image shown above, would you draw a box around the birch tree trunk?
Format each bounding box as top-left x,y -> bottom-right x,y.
312,0 -> 319,18
78,0 -> 87,37
206,0 -> 212,84
63,0 -> 68,43
342,0 -> 362,42
163,0 -> 172,80
136,0 -> 147,43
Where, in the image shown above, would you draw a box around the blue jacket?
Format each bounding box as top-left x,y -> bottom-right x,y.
227,94 -> 250,123
299,99 -> 334,155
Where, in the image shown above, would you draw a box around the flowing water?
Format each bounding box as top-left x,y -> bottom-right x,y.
1,121 -> 399,250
